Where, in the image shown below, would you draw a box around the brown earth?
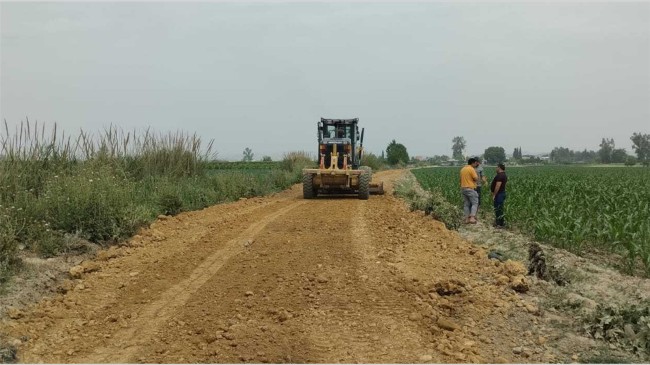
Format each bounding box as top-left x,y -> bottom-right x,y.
2,170 -> 570,363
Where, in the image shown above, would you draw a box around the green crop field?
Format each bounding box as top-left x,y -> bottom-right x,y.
412,166 -> 650,274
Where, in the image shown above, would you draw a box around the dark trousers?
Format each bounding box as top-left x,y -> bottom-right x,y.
493,192 -> 506,226
475,186 -> 482,206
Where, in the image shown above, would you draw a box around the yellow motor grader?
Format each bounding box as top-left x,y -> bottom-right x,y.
302,118 -> 384,199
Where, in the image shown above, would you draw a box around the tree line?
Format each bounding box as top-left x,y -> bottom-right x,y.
238,132 -> 649,168
432,133 -> 650,166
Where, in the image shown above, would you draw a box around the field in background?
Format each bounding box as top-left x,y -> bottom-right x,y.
412,166 -> 650,275
0,121 -> 313,284
206,161 -> 283,171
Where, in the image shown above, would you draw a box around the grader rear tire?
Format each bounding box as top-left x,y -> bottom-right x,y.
302,173 -> 317,199
358,171 -> 370,200
359,166 -> 372,179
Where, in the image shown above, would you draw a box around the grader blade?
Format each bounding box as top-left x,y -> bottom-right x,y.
369,181 -> 384,195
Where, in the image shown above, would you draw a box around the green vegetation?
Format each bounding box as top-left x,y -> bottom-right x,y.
393,173 -> 462,230
411,166 -> 650,275
483,146 -> 506,164
206,160 -> 283,171
631,133 -> 650,166
242,147 -> 254,162
0,121 -> 313,284
360,152 -> 385,171
385,140 -> 409,166
584,302 -> 650,356
451,136 -> 466,160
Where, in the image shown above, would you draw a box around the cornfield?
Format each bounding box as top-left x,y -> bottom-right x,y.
412,166 -> 650,275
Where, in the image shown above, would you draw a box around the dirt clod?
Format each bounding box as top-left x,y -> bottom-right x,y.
419,354 -> 433,361
6,307 -> 24,320
436,317 -> 460,331
510,275 -> 529,293
433,280 -> 465,296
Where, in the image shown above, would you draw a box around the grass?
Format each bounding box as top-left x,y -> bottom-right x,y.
0,120 -> 314,284
392,172 -> 463,230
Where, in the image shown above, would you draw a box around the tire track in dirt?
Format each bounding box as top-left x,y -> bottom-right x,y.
303,195 -> 433,362
78,200 -> 307,363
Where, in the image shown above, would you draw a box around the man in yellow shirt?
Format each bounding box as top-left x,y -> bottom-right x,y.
460,157 -> 480,224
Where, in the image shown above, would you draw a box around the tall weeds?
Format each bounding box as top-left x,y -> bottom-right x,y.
0,120 -> 305,284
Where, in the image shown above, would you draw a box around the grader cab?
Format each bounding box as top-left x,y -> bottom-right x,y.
302,118 -> 384,199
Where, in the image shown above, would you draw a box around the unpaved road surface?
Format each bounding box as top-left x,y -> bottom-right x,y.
3,170 -> 554,363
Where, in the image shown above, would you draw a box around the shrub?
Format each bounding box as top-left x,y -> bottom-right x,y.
39,166 -> 138,242
280,151 -> 315,172
584,302 -> 650,355
0,212 -> 20,284
361,152 -> 385,171
158,191 -> 184,216
625,156 -> 637,166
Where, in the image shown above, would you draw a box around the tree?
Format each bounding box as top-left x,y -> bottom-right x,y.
261,156 -> 272,162
611,148 -> 627,164
630,132 -> 650,166
428,155 -> 450,165
242,147 -> 254,162
386,140 -> 409,165
624,156 -> 637,166
483,146 -> 506,164
452,136 -> 466,160
598,138 -> 615,164
574,149 -> 597,164
550,147 -> 575,164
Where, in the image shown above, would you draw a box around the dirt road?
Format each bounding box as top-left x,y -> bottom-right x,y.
3,170 -> 552,363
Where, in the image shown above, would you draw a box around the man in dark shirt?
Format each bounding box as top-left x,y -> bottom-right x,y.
490,163 -> 508,228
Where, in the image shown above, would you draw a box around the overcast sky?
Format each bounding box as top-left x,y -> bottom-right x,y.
1,2 -> 649,160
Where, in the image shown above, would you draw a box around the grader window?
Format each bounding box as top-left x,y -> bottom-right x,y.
325,125 -> 351,139
325,125 -> 336,138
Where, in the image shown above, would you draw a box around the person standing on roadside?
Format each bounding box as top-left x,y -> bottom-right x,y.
491,163 -> 508,228
460,158 -> 480,224
474,158 -> 488,212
